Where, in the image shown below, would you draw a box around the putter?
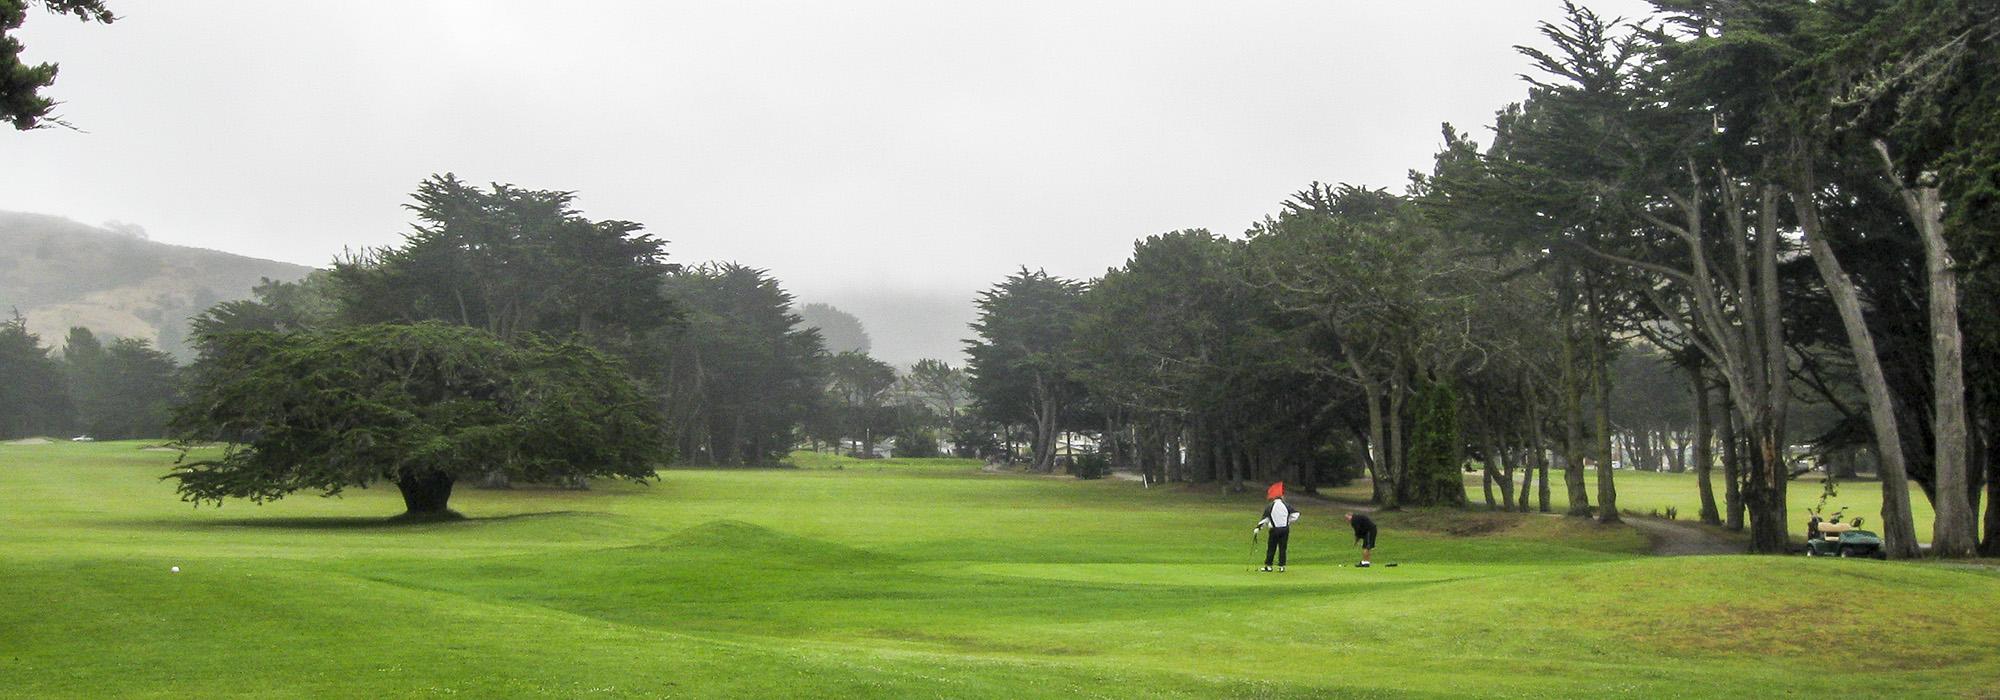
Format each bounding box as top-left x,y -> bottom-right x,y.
1250,529 -> 1261,573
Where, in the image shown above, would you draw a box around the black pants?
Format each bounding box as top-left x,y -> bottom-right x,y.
1264,527 -> 1290,567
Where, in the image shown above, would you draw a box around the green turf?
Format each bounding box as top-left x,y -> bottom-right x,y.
1332,466 -> 1958,543
4,441 -> 1998,698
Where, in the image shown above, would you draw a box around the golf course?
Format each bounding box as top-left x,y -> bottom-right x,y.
4,441 -> 1997,698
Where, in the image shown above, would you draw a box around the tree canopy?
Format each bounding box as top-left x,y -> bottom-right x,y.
169,322 -> 666,518
0,0 -> 114,130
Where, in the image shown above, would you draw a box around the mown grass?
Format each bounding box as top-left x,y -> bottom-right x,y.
1322,467 -> 1953,542
4,441 -> 1997,698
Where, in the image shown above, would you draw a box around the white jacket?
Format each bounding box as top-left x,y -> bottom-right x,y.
1258,499 -> 1301,529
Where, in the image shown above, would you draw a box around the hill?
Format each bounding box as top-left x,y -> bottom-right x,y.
0,212 -> 317,359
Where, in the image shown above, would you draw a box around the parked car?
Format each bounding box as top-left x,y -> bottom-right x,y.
70,435 -> 95,442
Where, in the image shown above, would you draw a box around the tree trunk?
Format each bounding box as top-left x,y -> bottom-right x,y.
1656,431 -> 1674,472
1480,451 -> 1497,510
1029,389 -> 1060,472
1593,321 -> 1620,524
1361,380 -> 1389,505
1877,142 -> 1977,557
1664,430 -> 1680,474
1351,426 -> 1381,503
1692,365 -> 1721,525
1741,415 -> 1789,554
1496,437 -> 1518,512
1972,414 -> 1994,555
1794,178 -> 1923,558
395,470 -> 460,519
1528,402 -> 1550,513
1561,324 -> 1591,517
1386,372 -> 1408,508
1230,445 -> 1245,493
1721,406 -> 1744,531
1831,449 -> 1860,480
1515,449 -> 1533,512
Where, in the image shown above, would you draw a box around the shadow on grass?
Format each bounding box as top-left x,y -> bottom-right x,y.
158,510 -> 602,530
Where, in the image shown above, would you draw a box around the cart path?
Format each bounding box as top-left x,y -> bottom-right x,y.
1624,517 -> 1745,556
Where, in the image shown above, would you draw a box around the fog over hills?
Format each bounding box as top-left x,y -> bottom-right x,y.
1,210 -> 974,367
803,291 -> 976,369
0,212 -> 316,359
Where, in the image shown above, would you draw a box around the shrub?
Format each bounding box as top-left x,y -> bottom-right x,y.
1073,452 -> 1109,480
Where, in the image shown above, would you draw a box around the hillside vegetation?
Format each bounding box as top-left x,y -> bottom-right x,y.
0,211 -> 316,358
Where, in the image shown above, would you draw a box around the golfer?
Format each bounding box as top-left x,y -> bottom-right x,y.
1345,512 -> 1377,567
1253,482 -> 1301,572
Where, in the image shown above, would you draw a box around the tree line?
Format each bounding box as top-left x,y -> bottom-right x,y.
152,174 -> 972,516
963,0 -> 1999,557
0,316 -> 180,440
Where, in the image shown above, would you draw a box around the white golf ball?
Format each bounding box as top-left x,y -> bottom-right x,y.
170,566 -> 180,573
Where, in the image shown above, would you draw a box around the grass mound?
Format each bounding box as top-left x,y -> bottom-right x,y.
2,441 -> 1996,697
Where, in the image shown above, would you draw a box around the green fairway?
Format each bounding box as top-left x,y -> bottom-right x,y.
5,441 -> 1999,698
1345,467 -> 1953,543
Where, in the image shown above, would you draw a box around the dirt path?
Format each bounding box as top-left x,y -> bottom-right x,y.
1624,517 -> 1745,556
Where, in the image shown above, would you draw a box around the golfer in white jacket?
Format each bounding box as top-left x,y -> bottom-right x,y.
1253,483 -> 1301,572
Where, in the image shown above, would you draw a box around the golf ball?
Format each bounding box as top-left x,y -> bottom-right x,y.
170,566 -> 180,573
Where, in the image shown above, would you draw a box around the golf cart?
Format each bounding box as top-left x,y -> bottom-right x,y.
1803,519 -> 1887,559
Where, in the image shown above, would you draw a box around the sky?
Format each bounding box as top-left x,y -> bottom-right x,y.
2,0 -> 1652,364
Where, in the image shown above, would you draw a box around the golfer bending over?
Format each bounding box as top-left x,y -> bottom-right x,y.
1253,482 -> 1301,572
1345,512 -> 1377,567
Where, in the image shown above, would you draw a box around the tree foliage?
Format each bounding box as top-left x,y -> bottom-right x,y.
0,312 -> 71,437
652,263 -> 825,466
334,174 -> 678,345
796,303 -> 871,355
63,327 -> 179,439
1,0 -> 114,130
169,323 -> 666,517
966,269 -> 1089,472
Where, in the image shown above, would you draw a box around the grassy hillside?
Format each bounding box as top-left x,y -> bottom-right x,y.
4,442 -> 1997,697
0,211 -> 316,358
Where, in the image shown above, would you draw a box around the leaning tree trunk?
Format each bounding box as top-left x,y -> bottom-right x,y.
1878,142 -> 1978,557
395,469 -> 459,519
1794,178 -> 1923,558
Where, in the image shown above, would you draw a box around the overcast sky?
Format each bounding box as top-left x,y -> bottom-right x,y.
3,0 -> 1651,362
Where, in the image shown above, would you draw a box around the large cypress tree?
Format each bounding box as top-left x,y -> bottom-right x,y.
169,323 -> 666,519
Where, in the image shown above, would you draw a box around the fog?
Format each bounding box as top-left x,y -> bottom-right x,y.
2,0 -> 1650,365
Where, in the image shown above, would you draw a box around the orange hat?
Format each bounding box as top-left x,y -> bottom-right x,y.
1266,482 -> 1283,500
